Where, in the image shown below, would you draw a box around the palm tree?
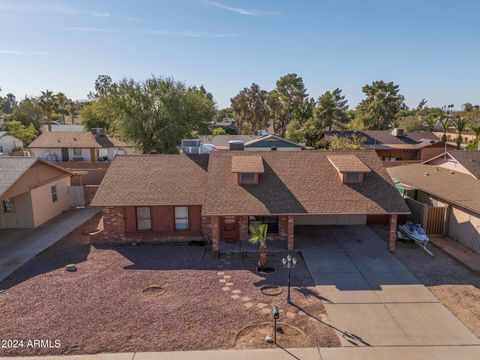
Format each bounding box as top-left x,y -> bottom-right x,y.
438,116 -> 451,143
452,116 -> 467,150
249,223 -> 268,271
56,92 -> 69,124
67,100 -> 79,124
39,90 -> 57,132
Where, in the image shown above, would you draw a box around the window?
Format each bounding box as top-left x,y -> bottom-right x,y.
344,172 -> 361,183
248,216 -> 278,233
136,207 -> 152,231
0,146 -> 3,154
73,148 -> 82,157
175,206 -> 189,230
3,199 -> 14,213
51,185 -> 58,202
223,216 -> 236,231
239,173 -> 256,184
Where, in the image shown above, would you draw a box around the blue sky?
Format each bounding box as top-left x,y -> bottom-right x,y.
0,0 -> 479,109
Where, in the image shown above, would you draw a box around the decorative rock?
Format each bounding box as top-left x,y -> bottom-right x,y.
286,312 -> 296,319
265,336 -> 274,343
217,272 -> 225,276
223,275 -> 231,279
231,295 -> 240,299
232,290 -> 241,294
244,302 -> 254,309
257,303 -> 268,309
226,282 -> 234,286
65,264 -> 77,272
262,308 -> 271,315
222,287 -> 231,291
241,296 -> 251,302
219,279 -> 226,283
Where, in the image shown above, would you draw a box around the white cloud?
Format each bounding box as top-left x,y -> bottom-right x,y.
93,11 -> 111,18
0,49 -> 47,55
65,27 -> 238,38
203,0 -> 280,16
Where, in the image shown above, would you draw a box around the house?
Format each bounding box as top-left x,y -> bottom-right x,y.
0,131 -> 23,156
91,150 -> 409,251
208,118 -> 240,134
196,134 -> 303,152
0,157 -> 72,228
28,129 -> 134,163
40,124 -> 85,132
387,156 -> 480,253
322,129 -> 455,163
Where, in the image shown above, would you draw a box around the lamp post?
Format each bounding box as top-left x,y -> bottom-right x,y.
282,254 -> 297,305
271,305 -> 279,344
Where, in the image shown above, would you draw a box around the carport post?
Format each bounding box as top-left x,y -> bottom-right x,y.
389,214 -> 398,252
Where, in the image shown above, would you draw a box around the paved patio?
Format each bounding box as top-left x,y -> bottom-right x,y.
0,208 -> 99,283
295,225 -> 480,347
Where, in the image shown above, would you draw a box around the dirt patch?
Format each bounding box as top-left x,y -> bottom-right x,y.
0,216 -> 339,356
371,225 -> 480,337
235,322 -> 305,348
142,285 -> 167,296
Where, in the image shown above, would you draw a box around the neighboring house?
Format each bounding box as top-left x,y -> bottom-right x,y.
91,150 -> 409,251
387,157 -> 480,253
28,130 -> 134,162
40,124 -> 85,132
0,157 -> 72,228
208,118 -> 240,134
0,131 -> 23,156
322,129 -> 455,162
196,134 -> 303,152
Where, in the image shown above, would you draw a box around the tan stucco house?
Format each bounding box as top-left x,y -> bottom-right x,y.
0,157 -> 72,228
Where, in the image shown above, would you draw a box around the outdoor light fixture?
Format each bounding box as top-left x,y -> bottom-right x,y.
282,254 -> 297,305
271,305 -> 279,344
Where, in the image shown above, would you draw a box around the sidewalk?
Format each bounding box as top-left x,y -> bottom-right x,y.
430,235 -> 480,273
3,346 -> 480,360
0,208 -> 99,283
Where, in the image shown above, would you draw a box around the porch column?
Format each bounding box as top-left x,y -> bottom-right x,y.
287,215 -> 294,251
389,214 -> 398,252
212,216 -> 220,251
239,216 -> 249,241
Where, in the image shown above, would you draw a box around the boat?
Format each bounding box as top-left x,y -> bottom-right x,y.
398,222 -> 434,257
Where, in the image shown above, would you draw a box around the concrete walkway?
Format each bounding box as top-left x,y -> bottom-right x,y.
3,346 -> 480,359
296,225 -> 480,348
0,208 -> 99,283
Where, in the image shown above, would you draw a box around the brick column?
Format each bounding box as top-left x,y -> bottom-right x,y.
211,216 -> 220,251
239,216 -> 249,241
389,214 -> 397,252
287,215 -> 294,251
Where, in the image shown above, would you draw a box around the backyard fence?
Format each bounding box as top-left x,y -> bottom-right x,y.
404,197 -> 446,235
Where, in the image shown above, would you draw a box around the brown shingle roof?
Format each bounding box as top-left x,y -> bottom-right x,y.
28,132 -> 132,149
203,150 -> 409,216
327,155 -> 371,173
387,164 -> 480,214
91,155 -> 209,206
231,155 -> 265,173
449,151 -> 480,179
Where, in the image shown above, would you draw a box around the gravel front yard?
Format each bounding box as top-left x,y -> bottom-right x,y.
0,216 -> 339,356
371,225 -> 480,338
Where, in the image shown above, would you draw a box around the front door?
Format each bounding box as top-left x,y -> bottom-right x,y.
221,216 -> 238,240
61,148 -> 69,162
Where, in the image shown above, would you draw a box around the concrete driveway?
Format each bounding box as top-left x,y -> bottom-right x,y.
296,225 -> 480,348
0,208 -> 99,284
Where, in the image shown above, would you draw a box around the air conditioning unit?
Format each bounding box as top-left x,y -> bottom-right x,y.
92,128 -> 105,136
181,139 -> 201,154
391,128 -> 405,137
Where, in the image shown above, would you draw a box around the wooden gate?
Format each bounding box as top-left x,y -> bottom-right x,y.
424,206 -> 446,235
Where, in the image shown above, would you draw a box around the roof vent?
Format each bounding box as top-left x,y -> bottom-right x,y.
391,128 -> 405,137
424,172 -> 430,176
228,140 -> 245,151
181,139 -> 201,154
450,171 -> 455,175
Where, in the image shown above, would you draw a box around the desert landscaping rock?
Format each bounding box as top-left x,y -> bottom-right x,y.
232,289 -> 242,294
226,282 -> 234,286
231,295 -> 240,299
65,264 -> 77,272
262,308 -> 271,315
216,272 -> 224,276
241,296 -> 251,302
223,275 -> 231,279
244,302 -> 254,309
286,312 -> 296,319
222,287 -> 231,291
257,303 -> 267,309
219,279 -> 226,283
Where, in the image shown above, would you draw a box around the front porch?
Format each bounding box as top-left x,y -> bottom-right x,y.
210,215 -> 294,252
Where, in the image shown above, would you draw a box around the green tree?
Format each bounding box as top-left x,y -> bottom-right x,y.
106,76 -> 215,153
314,88 -> 349,131
212,127 -> 227,135
80,100 -> 112,130
438,115 -> 451,143
329,134 -> 366,150
269,73 -> 307,137
230,83 -> 270,134
39,90 -> 57,132
55,92 -> 69,124
452,116 -> 467,149
249,223 -> 269,272
2,93 -> 17,114
11,97 -> 43,131
3,119 -> 38,145
356,80 -> 405,129
215,107 -> 234,123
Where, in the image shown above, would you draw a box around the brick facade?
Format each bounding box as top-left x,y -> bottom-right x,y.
389,214 -> 398,252
287,215 -> 294,251
211,216 -> 220,251
239,216 -> 249,241
278,215 -> 288,241
94,206 -> 128,243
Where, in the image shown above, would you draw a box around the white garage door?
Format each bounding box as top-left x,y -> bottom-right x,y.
448,207 -> 480,254
294,215 -> 366,225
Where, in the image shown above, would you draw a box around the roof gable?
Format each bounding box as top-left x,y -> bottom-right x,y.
244,134 -> 302,148
231,155 -> 264,173
28,131 -> 131,149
